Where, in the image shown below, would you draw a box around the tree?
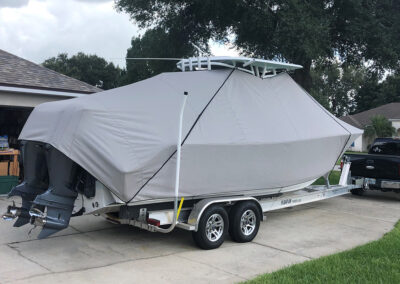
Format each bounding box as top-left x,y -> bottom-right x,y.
379,73 -> 400,105
42,52 -> 125,90
125,28 -> 196,84
353,72 -> 400,114
115,0 -> 400,92
364,115 -> 396,142
353,72 -> 382,113
310,60 -> 366,116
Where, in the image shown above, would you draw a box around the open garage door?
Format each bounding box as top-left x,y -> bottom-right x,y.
0,106 -> 32,149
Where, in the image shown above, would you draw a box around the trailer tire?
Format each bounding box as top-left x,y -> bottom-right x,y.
192,205 -> 228,250
229,201 -> 261,243
351,188 -> 365,196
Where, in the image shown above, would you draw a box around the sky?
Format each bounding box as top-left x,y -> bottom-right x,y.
0,0 -> 238,68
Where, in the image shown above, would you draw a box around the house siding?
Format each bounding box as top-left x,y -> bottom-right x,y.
0,91 -> 67,107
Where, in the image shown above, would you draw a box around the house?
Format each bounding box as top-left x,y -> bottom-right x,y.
340,102 -> 400,152
0,49 -> 101,149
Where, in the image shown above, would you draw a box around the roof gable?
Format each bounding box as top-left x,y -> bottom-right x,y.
340,102 -> 400,128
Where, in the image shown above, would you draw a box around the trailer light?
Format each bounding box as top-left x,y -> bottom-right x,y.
147,218 -> 161,227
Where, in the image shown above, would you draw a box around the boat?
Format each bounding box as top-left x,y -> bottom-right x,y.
3,56 -> 362,240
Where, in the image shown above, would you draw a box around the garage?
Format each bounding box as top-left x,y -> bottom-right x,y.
0,49 -> 101,193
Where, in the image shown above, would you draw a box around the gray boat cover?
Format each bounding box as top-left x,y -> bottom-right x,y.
20,69 -> 362,202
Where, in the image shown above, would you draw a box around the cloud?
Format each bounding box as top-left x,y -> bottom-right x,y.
0,0 -> 109,8
0,0 -> 29,8
0,0 -> 237,69
0,0 -> 138,67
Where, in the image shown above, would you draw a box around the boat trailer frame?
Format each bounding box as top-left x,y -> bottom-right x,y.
111,160 -> 359,233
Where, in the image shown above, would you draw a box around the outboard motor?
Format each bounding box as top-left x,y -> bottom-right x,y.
29,144 -> 80,238
6,141 -> 49,227
4,141 -> 87,238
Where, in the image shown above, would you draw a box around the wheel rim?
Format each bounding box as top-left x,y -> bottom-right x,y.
205,213 -> 224,242
240,209 -> 256,236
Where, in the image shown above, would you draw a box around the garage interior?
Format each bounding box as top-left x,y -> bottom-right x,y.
0,106 -> 32,186
0,106 -> 32,149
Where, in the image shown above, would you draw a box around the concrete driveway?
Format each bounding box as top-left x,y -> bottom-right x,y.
0,191 -> 399,284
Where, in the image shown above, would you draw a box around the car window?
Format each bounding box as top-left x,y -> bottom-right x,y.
370,142 -> 398,155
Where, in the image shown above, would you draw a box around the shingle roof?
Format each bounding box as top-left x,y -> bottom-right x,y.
0,49 -> 102,93
340,103 -> 400,129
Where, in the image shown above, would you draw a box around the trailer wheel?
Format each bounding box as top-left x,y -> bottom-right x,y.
229,201 -> 261,243
351,188 -> 365,196
192,205 -> 228,250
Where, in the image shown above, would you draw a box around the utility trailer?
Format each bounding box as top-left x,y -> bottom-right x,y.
81,161 -> 359,250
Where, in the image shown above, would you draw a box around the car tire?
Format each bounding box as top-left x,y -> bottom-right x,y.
229,201 -> 261,243
192,205 -> 228,250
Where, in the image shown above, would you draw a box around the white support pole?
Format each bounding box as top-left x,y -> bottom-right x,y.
339,161 -> 351,186
174,92 -> 187,210
154,91 -> 188,233
207,57 -> 211,70
189,58 -> 193,71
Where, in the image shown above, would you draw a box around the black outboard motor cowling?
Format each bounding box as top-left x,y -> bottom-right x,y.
8,141 -> 49,227
6,141 -> 89,238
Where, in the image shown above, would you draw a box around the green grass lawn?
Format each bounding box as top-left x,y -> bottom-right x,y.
313,171 -> 341,185
244,221 -> 400,284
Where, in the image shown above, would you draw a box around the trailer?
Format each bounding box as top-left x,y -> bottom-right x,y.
74,160 -> 359,250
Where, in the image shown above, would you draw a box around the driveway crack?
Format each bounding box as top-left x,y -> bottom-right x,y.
6,244 -> 52,273
252,241 -> 313,260
1,251 -> 180,283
